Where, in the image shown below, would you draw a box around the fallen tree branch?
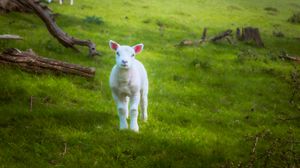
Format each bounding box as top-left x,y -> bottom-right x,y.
280,53 -> 300,63
1,0 -> 99,56
0,0 -> 31,12
178,39 -> 197,46
210,29 -> 233,42
0,34 -> 23,40
0,48 -> 96,78
177,28 -> 233,46
61,143 -> 67,157
200,27 -> 207,43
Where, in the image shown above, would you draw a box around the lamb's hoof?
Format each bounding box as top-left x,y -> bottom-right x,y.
120,127 -> 128,130
130,127 -> 139,132
141,115 -> 148,122
120,122 -> 128,130
130,124 -> 139,132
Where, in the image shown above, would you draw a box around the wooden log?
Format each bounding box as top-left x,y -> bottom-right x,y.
0,48 -> 96,78
0,34 -> 23,40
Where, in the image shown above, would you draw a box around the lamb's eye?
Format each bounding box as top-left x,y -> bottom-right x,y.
116,52 -> 120,56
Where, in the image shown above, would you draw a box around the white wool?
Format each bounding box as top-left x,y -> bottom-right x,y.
48,0 -> 73,5
109,40 -> 148,132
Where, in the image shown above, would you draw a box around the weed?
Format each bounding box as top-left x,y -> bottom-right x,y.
236,48 -> 259,63
264,7 -> 279,12
288,12 -> 300,24
83,15 -> 104,25
192,58 -> 211,70
221,129 -> 300,168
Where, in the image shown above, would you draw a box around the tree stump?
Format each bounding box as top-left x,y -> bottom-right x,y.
238,27 -> 264,47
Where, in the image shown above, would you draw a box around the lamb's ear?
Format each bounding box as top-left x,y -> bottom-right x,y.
132,44 -> 144,54
109,40 -> 119,51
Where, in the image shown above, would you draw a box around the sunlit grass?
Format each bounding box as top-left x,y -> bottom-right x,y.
0,0 -> 299,167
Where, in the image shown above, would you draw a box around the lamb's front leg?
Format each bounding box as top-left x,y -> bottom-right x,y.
125,96 -> 129,118
117,98 -> 128,130
129,94 -> 141,132
113,93 -> 128,130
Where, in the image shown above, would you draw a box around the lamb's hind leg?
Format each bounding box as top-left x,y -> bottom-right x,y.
140,90 -> 148,121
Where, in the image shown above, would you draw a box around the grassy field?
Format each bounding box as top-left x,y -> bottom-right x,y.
0,0 -> 300,167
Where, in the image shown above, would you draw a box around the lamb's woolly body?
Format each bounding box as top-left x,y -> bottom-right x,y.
109,41 -> 148,132
110,60 -> 147,97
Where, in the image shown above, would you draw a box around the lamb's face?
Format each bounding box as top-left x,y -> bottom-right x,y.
109,40 -> 144,69
115,46 -> 135,69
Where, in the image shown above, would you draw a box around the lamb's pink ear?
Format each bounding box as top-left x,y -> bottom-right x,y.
132,44 -> 144,54
109,40 -> 119,51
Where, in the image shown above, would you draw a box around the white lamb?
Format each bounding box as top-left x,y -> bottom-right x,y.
109,40 -> 148,132
48,0 -> 74,5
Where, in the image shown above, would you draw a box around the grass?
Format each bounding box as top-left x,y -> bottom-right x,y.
0,0 -> 300,167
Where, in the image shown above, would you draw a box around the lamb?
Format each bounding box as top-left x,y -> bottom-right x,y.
48,0 -> 74,5
109,40 -> 148,132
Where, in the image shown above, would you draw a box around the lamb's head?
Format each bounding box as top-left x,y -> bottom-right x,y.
109,40 -> 144,69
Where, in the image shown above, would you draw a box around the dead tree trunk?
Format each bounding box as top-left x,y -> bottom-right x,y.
0,48 -> 96,78
239,27 -> 264,47
0,0 -> 99,56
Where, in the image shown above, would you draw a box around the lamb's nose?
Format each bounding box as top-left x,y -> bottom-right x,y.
122,60 -> 128,64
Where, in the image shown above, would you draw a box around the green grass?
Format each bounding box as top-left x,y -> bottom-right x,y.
0,0 -> 300,167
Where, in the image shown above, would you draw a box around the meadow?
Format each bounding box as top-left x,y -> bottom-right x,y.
0,0 -> 299,167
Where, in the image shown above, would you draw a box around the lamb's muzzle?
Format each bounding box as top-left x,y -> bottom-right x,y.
109,40 -> 148,132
